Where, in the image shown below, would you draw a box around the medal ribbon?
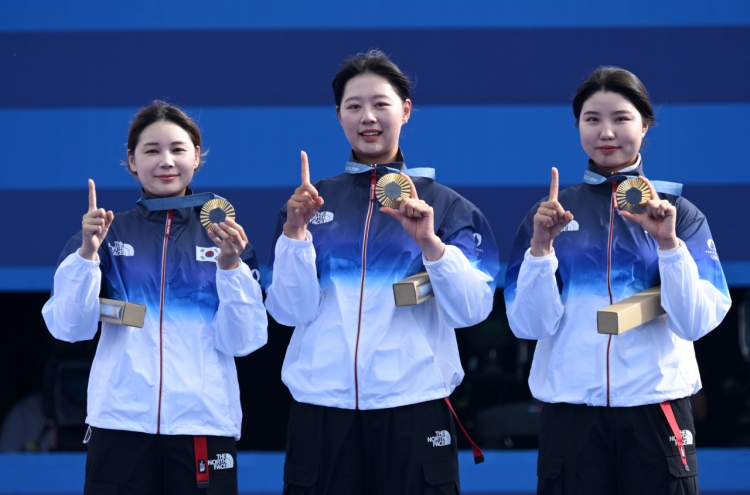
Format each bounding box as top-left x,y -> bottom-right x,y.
344,161 -> 435,180
137,192 -> 225,212
583,170 -> 683,197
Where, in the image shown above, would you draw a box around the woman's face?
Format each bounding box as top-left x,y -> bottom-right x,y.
579,91 -> 648,172
128,120 -> 199,197
338,73 -> 411,165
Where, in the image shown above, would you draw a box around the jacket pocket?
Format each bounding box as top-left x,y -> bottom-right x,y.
667,451 -> 698,478
283,459 -> 318,488
423,456 -> 459,494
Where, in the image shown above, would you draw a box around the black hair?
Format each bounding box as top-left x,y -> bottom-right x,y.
572,67 -> 656,128
332,50 -> 411,109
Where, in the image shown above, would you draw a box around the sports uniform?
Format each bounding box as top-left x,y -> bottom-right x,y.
42,191 -> 268,494
504,158 -> 731,494
265,154 -> 501,494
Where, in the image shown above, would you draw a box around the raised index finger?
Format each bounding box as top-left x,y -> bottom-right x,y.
401,172 -> 418,200
88,179 -> 97,212
549,167 -> 559,202
300,151 -> 310,185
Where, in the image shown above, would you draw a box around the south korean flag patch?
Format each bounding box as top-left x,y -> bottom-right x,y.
197,246 -> 221,262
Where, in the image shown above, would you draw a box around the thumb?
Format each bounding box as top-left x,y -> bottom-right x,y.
380,206 -> 403,220
618,209 -> 642,225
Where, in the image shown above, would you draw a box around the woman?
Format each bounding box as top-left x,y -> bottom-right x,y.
265,50 -> 501,494
42,101 -> 268,495
504,67 -> 731,494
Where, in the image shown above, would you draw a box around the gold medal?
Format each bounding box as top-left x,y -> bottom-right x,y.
200,198 -> 236,232
376,173 -> 410,208
616,178 -> 651,213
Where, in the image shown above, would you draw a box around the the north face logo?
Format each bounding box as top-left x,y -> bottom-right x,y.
562,220 -> 579,232
198,460 -> 207,473
670,429 -> 694,446
310,211 -> 334,225
108,241 -> 134,256
208,453 -> 234,470
427,430 -> 451,447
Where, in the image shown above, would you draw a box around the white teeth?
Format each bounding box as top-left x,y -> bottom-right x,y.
362,132 -> 379,136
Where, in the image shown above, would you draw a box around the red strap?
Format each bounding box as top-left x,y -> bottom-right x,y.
660,401 -> 689,472
444,398 -> 484,464
194,435 -> 210,488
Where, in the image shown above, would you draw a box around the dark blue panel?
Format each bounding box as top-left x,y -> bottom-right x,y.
2,27 -> 749,108
7,184 -> 748,272
2,0 -> 750,31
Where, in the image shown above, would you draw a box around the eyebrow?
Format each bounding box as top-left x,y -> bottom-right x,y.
582,109 -> 634,116
142,141 -> 190,146
343,93 -> 393,103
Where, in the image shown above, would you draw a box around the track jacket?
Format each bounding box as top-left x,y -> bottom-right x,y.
42,191 -> 268,439
265,154 -> 501,410
505,159 -> 731,407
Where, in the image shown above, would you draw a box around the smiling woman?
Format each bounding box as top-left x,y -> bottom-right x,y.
264,50 -> 501,493
40,101 -> 268,495
504,67 -> 732,495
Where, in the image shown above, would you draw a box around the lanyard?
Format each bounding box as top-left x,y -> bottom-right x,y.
583,169 -> 683,197
344,161 -> 435,180
136,192 -> 223,212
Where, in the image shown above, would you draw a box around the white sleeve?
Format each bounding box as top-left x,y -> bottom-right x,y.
505,248 -> 565,340
659,241 -> 732,342
41,251 -> 102,343
213,262 -> 268,357
424,244 -> 494,328
265,232 -> 323,327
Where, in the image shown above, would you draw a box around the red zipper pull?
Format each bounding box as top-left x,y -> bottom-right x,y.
370,169 -> 376,202
165,209 -> 173,236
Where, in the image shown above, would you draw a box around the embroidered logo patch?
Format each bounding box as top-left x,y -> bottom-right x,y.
669,429 -> 694,446
427,430 -> 452,447
310,211 -> 334,225
196,246 -> 221,262
208,453 -> 234,470
108,241 -> 134,256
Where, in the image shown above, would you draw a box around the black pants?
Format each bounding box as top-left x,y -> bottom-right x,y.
537,398 -> 698,495
83,427 -> 238,495
283,399 -> 460,494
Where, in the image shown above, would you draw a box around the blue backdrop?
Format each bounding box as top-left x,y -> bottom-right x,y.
2,0 -> 749,290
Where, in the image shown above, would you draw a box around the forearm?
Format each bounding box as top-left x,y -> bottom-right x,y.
659,242 -> 731,341
505,249 -> 565,340
425,245 -> 493,328
213,262 -> 268,356
265,232 -> 322,326
41,252 -> 101,342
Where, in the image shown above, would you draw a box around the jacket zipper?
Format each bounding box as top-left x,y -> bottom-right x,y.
605,182 -> 616,407
156,209 -> 173,433
354,170 -> 377,410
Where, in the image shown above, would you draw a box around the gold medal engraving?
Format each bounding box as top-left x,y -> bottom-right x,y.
616,178 -> 651,213
200,199 -> 236,232
376,173 -> 410,208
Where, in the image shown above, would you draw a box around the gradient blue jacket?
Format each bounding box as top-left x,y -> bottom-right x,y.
265,156 -> 501,410
42,192 -> 268,439
505,160 -> 731,407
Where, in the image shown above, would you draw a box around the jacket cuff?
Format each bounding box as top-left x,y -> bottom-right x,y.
73,249 -> 102,268
216,260 -> 249,279
279,230 -> 313,248
523,247 -> 556,265
657,238 -> 687,263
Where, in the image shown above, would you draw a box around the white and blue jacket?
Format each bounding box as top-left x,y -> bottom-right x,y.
265,154 -> 501,410
505,160 -> 731,407
42,191 -> 268,439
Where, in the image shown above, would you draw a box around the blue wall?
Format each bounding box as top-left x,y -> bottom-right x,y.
2,1 -> 749,290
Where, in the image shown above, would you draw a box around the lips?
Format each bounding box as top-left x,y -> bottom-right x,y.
597,146 -> 619,155
360,130 -> 381,142
156,175 -> 178,181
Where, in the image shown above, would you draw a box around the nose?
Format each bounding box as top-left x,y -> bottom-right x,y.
360,105 -> 376,124
599,124 -> 615,140
161,152 -> 175,167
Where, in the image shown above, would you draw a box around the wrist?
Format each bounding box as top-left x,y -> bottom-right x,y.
419,235 -> 445,262
530,239 -> 553,257
78,247 -> 98,262
283,223 -> 307,241
658,237 -> 681,251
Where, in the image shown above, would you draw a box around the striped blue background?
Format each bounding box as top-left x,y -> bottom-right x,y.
2,1 -> 749,290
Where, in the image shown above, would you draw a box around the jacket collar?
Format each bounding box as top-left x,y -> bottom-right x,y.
136,187 -> 199,224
